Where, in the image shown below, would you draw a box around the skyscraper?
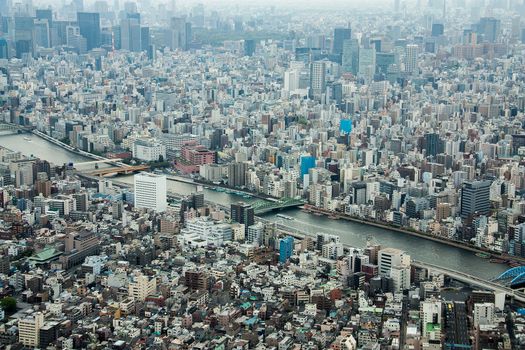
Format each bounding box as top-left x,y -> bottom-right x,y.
169,17 -> 188,50
244,39 -> 256,56
134,172 -> 167,212
333,27 -> 351,55
120,13 -> 141,52
358,47 -> 376,82
230,202 -> 254,233
342,38 -> 359,75
460,180 -> 491,220
14,16 -> 35,58
425,132 -> 443,157
477,17 -> 501,43
309,61 -> 326,101
405,44 -> 418,74
77,12 -> 100,50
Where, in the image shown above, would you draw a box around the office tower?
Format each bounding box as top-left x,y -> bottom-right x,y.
279,236 -> 294,263
284,69 -> 299,93
333,27 -> 351,55
358,47 -> 376,81
244,39 -> 256,56
120,13 -> 141,51
77,12 -> 100,50
0,38 -> 7,58
431,23 -> 444,36
66,25 -> 86,52
342,38 -> 359,74
18,312 -> 44,347
309,61 -> 326,101
425,132 -> 443,157
300,155 -> 316,178
460,180 -> 491,220
405,44 -> 418,74
14,16 -> 35,58
34,19 -> 50,48
169,17 -> 187,50
134,172 -> 167,212
230,202 -> 254,233
141,26 -> 150,51
147,44 -> 156,60
477,17 -> 501,43
36,9 -> 53,45
378,247 -> 410,276
376,52 -> 395,75
185,22 -> 192,49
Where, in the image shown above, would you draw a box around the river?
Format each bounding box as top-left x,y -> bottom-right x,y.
0,132 -> 510,280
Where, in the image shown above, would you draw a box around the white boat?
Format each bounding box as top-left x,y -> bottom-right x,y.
24,137 -> 32,141
276,214 -> 294,220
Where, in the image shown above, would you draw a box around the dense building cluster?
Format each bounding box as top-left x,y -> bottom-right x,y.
0,0 -> 525,348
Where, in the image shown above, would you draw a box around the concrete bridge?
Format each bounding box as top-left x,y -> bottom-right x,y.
0,122 -> 35,133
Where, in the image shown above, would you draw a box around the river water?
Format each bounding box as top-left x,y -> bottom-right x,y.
0,132 -> 509,280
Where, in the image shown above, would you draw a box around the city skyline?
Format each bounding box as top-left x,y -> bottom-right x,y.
0,0 -> 525,348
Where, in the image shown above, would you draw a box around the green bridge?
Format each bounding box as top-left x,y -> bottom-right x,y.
251,198 -> 304,214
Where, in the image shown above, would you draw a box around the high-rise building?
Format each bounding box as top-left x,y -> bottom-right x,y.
358,47 -> 376,82
34,19 -> 50,48
18,312 -> 44,347
342,38 -> 360,74
431,23 -> 444,37
120,13 -> 141,52
378,247 -> 410,277
134,172 -> 167,212
230,202 -> 254,233
77,12 -> 101,50
460,180 -> 491,220
309,61 -> 326,101
425,132 -> 443,157
169,17 -> 188,50
476,17 -> 501,43
333,27 -> 351,55
279,236 -> 294,263
284,69 -> 300,93
247,222 -> 264,245
300,155 -> 316,178
244,39 -> 256,56
141,27 -> 150,51
14,16 -> 35,58
405,44 -> 418,74
228,162 -> 247,187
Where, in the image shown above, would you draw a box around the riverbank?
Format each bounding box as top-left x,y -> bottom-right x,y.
302,204 -> 525,266
256,217 -> 525,303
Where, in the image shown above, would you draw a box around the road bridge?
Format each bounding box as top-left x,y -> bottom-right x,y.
82,165 -> 150,176
0,122 -> 35,133
251,198 -> 305,214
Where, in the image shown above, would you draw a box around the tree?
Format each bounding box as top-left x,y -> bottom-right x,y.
0,296 -> 17,313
